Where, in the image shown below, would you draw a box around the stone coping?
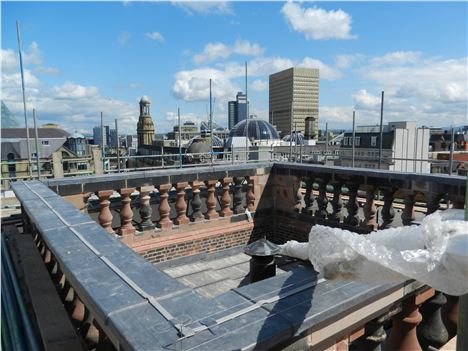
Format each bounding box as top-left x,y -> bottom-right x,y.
44,162 -> 273,196
12,179 -> 428,350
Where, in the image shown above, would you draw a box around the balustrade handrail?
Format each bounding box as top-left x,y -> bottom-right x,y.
10,178 -> 436,351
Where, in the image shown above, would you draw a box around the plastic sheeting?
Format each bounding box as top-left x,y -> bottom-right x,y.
279,210 -> 468,296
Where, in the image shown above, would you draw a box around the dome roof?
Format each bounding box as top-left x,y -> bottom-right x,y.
283,131 -> 305,145
186,134 -> 224,152
229,119 -> 279,140
139,95 -> 151,105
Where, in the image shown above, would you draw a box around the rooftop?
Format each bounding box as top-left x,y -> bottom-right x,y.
2,161 -> 465,351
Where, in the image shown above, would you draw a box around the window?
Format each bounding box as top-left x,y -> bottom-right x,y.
371,136 -> 378,147
343,137 -> 348,146
41,140 -> 49,145
355,137 -> 361,146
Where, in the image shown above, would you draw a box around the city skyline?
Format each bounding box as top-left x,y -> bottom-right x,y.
1,1 -> 467,135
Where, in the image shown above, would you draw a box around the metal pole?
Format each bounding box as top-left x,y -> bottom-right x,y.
245,61 -> 249,120
378,91 -> 384,169
178,107 -> 182,168
115,118 -> 121,173
352,110 -> 356,168
101,112 -> 105,173
325,122 -> 329,163
209,79 -> 213,165
32,109 -> 40,179
299,141 -> 303,163
456,175 -> 468,351
294,122 -> 298,162
16,20 -> 33,179
289,104 -> 293,161
449,127 -> 455,175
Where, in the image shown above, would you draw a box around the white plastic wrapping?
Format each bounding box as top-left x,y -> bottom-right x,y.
279,210 -> 468,296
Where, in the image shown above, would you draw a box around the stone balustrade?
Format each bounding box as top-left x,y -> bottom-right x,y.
9,162 -> 466,351
270,163 -> 466,238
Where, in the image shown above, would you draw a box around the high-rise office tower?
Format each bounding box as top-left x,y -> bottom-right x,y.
269,67 -> 319,138
228,91 -> 248,130
93,125 -> 110,146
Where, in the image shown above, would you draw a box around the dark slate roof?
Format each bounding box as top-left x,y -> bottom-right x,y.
230,119 -> 279,140
1,128 -> 70,139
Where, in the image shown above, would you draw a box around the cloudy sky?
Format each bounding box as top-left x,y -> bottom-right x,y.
1,1 -> 467,135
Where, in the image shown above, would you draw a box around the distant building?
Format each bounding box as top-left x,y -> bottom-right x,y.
109,129 -> 118,148
66,131 -> 87,156
93,125 -> 110,147
1,127 -> 71,180
225,118 -> 280,162
228,91 -> 248,130
167,121 -> 199,143
337,121 -> 430,173
137,96 -> 155,151
200,121 -> 229,140
269,67 -> 319,139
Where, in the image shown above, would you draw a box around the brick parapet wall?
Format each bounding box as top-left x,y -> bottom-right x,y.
133,218 -> 271,263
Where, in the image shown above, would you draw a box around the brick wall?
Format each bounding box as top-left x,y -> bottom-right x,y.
133,219 -> 270,263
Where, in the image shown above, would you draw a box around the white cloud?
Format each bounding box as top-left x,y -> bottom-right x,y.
193,43 -> 230,64
145,32 -> 165,42
172,1 -> 233,15
320,106 -> 354,124
353,89 -> 381,110
193,39 -> 264,64
300,58 -> 341,80
251,79 -> 267,92
350,56 -> 468,127
128,82 -> 143,89
171,67 -> 239,101
371,51 -> 421,66
334,54 -> 364,69
165,111 -> 202,125
34,66 -> 59,76
173,55 -> 340,102
233,39 -> 264,57
2,42 -> 46,74
281,2 -> 355,40
118,31 -> 130,45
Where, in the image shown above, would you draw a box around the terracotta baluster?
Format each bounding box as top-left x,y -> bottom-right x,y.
71,296 -> 85,325
219,178 -> 233,217
304,177 -> 315,215
157,184 -> 173,229
384,289 -> 434,351
329,182 -> 343,222
362,186 -> 377,230
345,183 -> 359,226
173,182 -> 190,225
138,185 -> 155,230
96,190 -> 114,234
190,181 -> 204,222
81,315 -> 100,347
43,248 -> 52,264
402,193 -> 416,226
441,294 -> 459,339
352,319 -> 386,351
204,180 -> 219,220
246,176 -> 256,212
314,180 -> 327,218
380,188 -> 395,229
233,177 -> 244,214
417,292 -> 449,350
118,188 -> 136,236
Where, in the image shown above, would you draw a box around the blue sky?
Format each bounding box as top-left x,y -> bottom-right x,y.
2,1 -> 467,134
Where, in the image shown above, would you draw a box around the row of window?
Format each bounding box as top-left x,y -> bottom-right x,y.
343,136 -> 379,147
343,137 -> 361,146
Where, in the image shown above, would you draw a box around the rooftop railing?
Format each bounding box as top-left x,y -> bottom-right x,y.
7,162 -> 466,350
